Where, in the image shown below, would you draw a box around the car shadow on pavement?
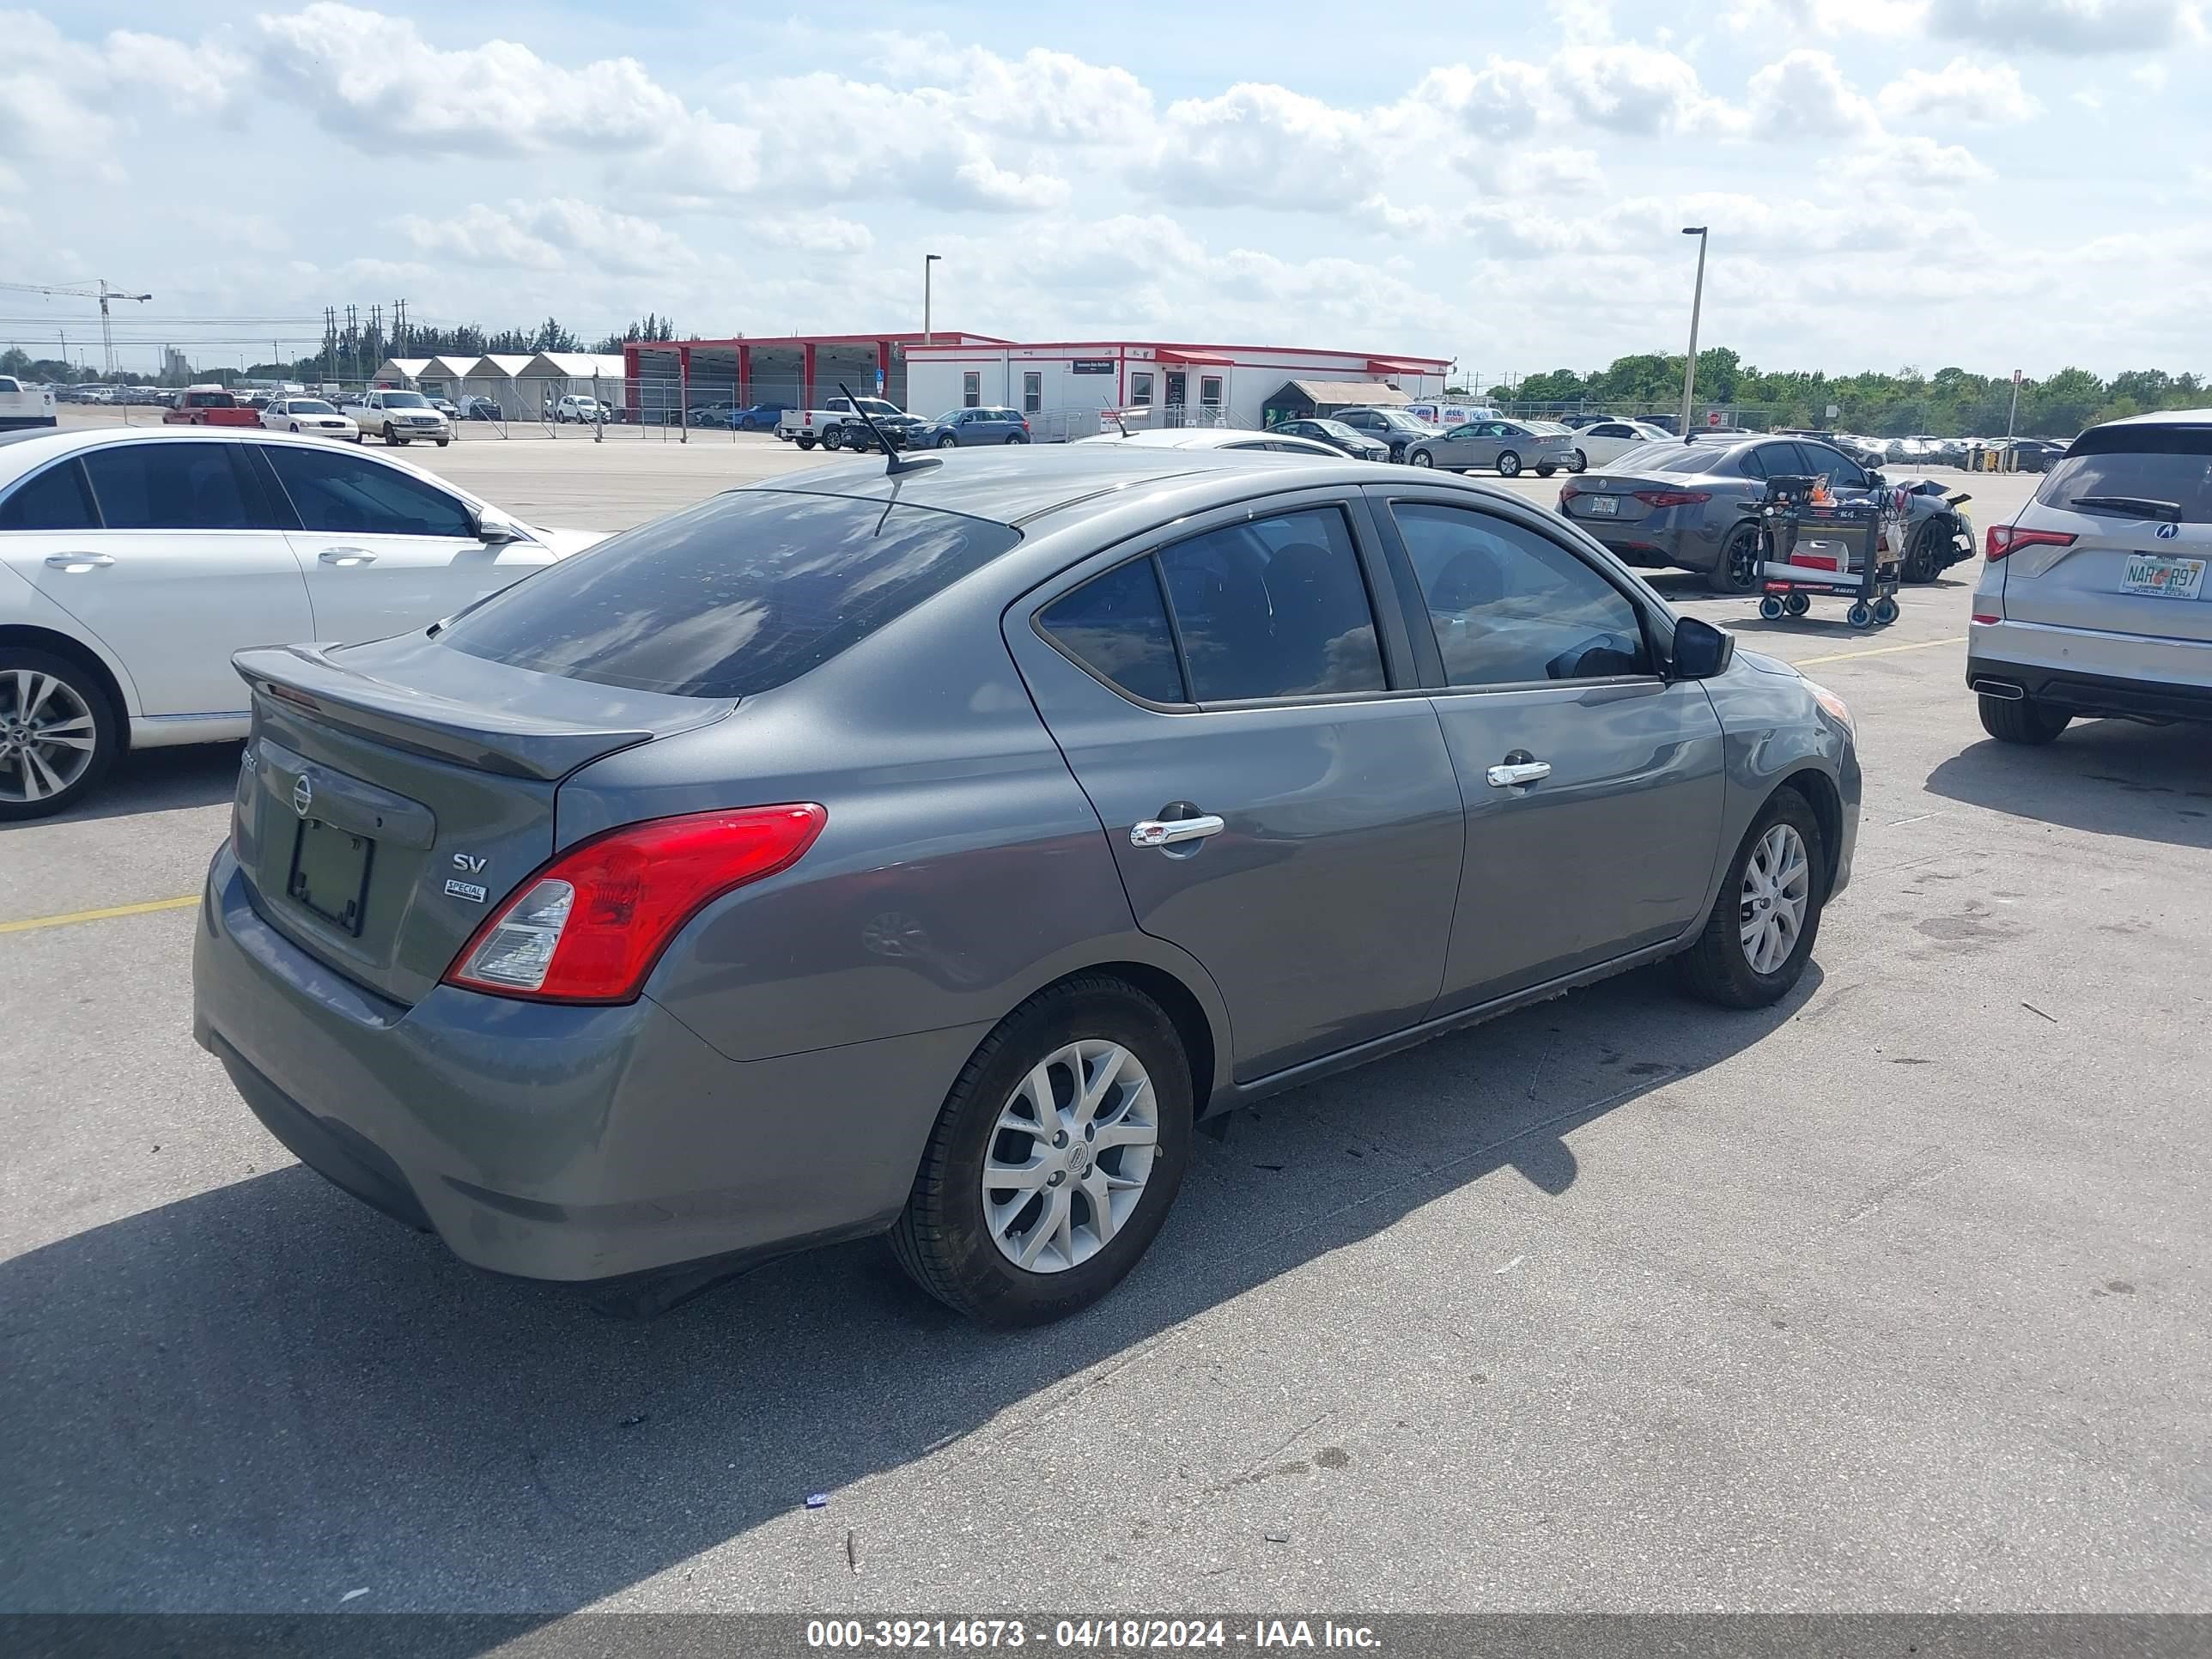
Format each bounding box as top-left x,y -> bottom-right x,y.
0,742 -> 240,830
3,960 -> 1815,1618
1925,725 -> 2212,850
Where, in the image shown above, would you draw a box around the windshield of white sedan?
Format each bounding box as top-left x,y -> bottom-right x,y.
437,489 -> 1022,698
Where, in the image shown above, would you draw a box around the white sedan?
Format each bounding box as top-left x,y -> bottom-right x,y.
259,397 -> 362,442
0,427 -> 603,817
1570,419 -> 1675,470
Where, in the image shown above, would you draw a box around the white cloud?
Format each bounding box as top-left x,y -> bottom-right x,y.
0,11 -> 245,181
1923,0 -> 2207,51
1747,49 -> 1885,139
1550,43 -> 1746,135
396,198 -> 697,276
1139,83 -> 1383,210
862,37 -> 1156,144
2072,86 -> 2107,105
2133,59 -> 2173,85
1725,0 -> 1932,33
743,214 -> 874,257
1878,56 -> 2045,121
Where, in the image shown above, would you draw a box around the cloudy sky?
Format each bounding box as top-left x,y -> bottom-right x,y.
4,0 -> 2208,382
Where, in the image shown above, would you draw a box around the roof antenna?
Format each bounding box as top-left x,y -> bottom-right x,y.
1109,407 -> 1130,437
838,381 -> 939,477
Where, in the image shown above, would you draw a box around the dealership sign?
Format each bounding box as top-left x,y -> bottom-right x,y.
1070,359 -> 1115,374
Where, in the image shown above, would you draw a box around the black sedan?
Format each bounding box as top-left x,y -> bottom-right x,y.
1267,418 -> 1389,461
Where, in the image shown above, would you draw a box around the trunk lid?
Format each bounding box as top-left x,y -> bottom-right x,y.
231,635 -> 731,1004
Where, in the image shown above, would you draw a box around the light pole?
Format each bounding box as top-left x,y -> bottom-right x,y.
923,253 -> 942,346
1677,225 -> 1708,434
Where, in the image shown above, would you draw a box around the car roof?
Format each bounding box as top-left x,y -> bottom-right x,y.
751,442 -> 1382,528
0,423 -> 487,501
2093,406 -> 2212,429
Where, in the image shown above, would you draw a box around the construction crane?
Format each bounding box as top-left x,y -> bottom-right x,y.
0,279 -> 153,377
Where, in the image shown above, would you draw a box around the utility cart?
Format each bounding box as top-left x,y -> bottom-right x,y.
1753,475 -> 1907,629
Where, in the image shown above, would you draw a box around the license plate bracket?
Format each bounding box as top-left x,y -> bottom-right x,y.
1587,495 -> 1620,517
288,818 -> 375,936
2118,554 -> 2205,601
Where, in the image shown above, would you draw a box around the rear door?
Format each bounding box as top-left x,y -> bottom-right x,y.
1369,489 -> 1726,1007
2003,433 -> 2212,642
0,440 -> 313,716
1006,491 -> 1465,1081
254,441 -> 556,644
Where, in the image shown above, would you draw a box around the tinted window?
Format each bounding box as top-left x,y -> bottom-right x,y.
1038,557 -> 1184,704
81,443 -> 262,530
0,459 -> 97,531
1156,507 -> 1383,702
440,490 -> 1021,698
1795,442 -> 1865,485
288,399 -> 338,415
1395,504 -> 1651,688
379,392 -> 428,408
2036,445 -> 2212,523
1638,446 -> 1724,475
264,446 -> 472,537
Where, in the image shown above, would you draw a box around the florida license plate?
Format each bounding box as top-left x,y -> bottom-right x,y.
1586,495 -> 1620,517
288,818 -> 375,935
2118,555 -> 2205,600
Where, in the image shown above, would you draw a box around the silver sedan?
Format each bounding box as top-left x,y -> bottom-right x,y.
1407,418 -> 1582,478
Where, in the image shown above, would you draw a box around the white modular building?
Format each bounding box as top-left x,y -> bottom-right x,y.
901,339 -> 1452,441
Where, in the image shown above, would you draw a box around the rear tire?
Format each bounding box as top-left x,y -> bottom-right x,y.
1677,787 -> 1826,1010
1006,433 -> 1026,444
1535,465 -> 1557,478
1978,693 -> 2070,745
1496,451 -> 1522,477
890,976 -> 1193,1327
796,435 -> 816,450
1707,522 -> 1764,593
0,647 -> 118,821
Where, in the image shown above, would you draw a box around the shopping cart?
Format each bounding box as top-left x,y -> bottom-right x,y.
1753,476 -> 1906,629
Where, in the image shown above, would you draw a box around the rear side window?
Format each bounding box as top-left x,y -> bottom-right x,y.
263,446 -> 472,537
2036,441 -> 2212,523
439,490 -> 1021,698
1157,507 -> 1384,701
1039,557 -> 1185,704
81,443 -> 263,531
0,459 -> 98,531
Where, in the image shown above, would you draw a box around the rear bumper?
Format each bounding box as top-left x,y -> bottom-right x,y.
1577,522 -> 1717,571
1968,617 -> 2212,721
192,846 -> 986,1285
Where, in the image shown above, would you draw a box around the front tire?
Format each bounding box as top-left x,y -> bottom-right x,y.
1496,450 -> 1522,477
938,434 -> 957,449
1902,522 -> 1945,584
1978,693 -> 2070,745
1707,522 -> 1764,593
0,647 -> 118,821
1678,787 -> 1826,1009
890,976 -> 1193,1326
288,422 -> 300,433
822,427 -> 844,451
1408,449 -> 1434,468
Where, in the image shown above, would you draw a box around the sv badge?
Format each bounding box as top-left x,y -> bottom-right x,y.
452,853 -> 488,874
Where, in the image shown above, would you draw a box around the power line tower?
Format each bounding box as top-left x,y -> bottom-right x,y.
345,305 -> 358,383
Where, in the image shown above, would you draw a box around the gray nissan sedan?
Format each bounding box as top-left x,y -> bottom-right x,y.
194,446 -> 1860,1326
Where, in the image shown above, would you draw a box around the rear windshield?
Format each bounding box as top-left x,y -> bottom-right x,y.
1618,445 -> 1722,474
2036,439 -> 2212,524
436,489 -> 1021,698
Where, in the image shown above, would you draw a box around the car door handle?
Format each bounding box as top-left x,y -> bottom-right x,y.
1486,760 -> 1552,789
45,551 -> 112,568
318,547 -> 377,566
1130,814 -> 1225,848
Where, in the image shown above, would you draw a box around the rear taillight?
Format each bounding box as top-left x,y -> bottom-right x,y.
1986,525 -> 2075,560
1022,418 -> 1031,431
1559,480 -> 1581,506
1633,489 -> 1711,508
445,805 -> 826,1004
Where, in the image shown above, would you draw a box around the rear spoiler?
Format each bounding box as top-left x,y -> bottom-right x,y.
234,642 -> 727,781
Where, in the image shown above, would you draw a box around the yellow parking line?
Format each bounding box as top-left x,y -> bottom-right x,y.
0,894 -> 200,936
1792,635 -> 1966,667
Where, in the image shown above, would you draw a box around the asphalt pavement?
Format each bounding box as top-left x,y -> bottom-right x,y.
4,439 -> 2208,1618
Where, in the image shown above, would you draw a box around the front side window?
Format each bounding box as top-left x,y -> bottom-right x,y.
1394,503 -> 1651,688
1796,442 -> 1865,486
1022,374 -> 1042,414
80,442 -> 262,531
438,490 -> 1021,699
263,446 -> 473,537
1156,507 -> 1384,702
962,372 -> 981,408
1037,556 -> 1184,704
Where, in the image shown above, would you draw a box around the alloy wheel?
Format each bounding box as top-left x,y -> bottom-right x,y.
1739,823 -> 1810,975
0,669 -> 98,806
983,1040 -> 1159,1273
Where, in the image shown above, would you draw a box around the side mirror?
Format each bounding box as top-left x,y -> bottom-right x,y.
1672,616 -> 1736,680
1866,469 -> 1887,486
474,512 -> 520,545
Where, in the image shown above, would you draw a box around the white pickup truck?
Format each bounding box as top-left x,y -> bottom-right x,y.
776,394 -> 904,451
348,387 -> 452,447
0,375 -> 58,431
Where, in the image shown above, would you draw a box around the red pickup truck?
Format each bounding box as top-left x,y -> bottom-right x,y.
162,386 -> 262,428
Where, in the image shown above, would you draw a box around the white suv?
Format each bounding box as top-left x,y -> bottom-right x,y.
554,395 -> 604,424
1967,409 -> 2212,743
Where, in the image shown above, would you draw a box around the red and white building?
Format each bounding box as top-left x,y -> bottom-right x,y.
902,338 -> 1452,438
